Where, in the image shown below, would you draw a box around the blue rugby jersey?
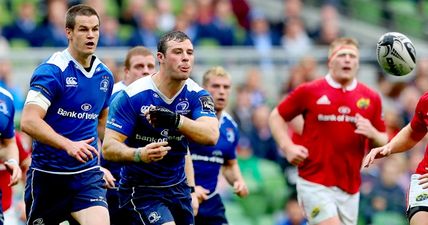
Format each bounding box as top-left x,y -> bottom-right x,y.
106,75 -> 217,187
100,80 -> 127,182
189,112 -> 239,193
28,49 -> 114,172
0,87 -> 15,139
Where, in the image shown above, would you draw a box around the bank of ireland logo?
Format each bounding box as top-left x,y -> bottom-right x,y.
81,103 -> 92,111
100,78 -> 109,92
65,77 -> 78,87
160,129 -> 169,137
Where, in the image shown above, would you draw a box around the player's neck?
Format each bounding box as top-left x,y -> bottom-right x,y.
152,72 -> 184,98
67,48 -> 93,68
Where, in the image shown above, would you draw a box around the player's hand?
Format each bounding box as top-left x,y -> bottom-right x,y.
195,185 -> 210,203
5,159 -> 22,186
65,137 -> 99,163
139,141 -> 171,163
354,113 -> 376,138
145,106 -> 181,129
284,144 -> 308,166
100,167 -> 116,189
191,192 -> 199,216
233,180 -> 249,198
418,174 -> 428,189
362,145 -> 392,168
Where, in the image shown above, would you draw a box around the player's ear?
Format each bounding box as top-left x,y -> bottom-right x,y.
66,28 -> 73,40
157,52 -> 164,63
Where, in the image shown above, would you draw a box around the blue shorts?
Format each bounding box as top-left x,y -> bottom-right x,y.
119,181 -> 193,225
195,193 -> 228,225
106,188 -> 133,225
25,168 -> 108,224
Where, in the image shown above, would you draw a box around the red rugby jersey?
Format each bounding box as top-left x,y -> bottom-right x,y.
410,93 -> 428,175
277,75 -> 385,194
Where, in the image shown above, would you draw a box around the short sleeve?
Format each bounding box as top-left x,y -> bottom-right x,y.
29,64 -> 62,102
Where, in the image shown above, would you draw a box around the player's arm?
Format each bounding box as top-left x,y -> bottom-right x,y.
354,113 -> 388,147
184,149 -> 199,215
269,108 -> 308,166
97,107 -> 109,141
102,128 -> 170,163
146,106 -> 219,145
221,159 -> 248,197
363,124 -> 420,167
20,92 -> 98,163
1,137 -> 22,186
179,116 -> 219,145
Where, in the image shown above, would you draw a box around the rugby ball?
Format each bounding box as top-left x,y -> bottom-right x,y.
376,32 -> 416,76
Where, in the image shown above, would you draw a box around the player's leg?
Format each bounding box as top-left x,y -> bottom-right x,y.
195,194 -> 228,225
119,186 -> 176,225
71,206 -> 109,225
25,169 -> 72,225
335,187 -> 359,225
70,168 -> 109,225
408,174 -> 428,225
296,177 -> 341,225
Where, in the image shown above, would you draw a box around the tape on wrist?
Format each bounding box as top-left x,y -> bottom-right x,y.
6,159 -> 18,166
177,115 -> 184,129
134,148 -> 143,163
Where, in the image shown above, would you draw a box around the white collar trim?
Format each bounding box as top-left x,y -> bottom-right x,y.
325,73 -> 357,91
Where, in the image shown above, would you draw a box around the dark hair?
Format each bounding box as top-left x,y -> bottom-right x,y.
65,4 -> 99,29
124,46 -> 154,69
157,31 -> 191,55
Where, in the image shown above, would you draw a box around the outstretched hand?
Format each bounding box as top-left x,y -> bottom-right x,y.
362,144 -> 392,168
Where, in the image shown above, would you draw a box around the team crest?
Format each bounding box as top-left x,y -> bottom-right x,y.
100,78 -> 109,92
0,100 -> 7,114
311,207 -> 320,218
226,128 -> 235,143
356,98 -> 370,109
148,211 -> 161,223
176,100 -> 190,114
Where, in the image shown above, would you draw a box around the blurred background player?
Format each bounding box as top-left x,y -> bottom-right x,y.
189,66 -> 249,225
0,86 -> 23,225
102,31 -> 219,225
269,37 -> 388,225
101,46 -> 156,225
20,4 -> 113,225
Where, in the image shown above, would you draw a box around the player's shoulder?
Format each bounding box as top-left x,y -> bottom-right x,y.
124,76 -> 153,97
44,50 -> 71,72
0,86 -> 13,101
184,78 -> 204,93
112,81 -> 126,94
221,111 -> 238,128
356,81 -> 381,97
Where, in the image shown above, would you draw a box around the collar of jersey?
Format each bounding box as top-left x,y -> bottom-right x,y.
325,73 -> 357,91
63,49 -> 100,78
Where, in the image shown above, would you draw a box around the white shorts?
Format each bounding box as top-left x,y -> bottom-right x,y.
407,174 -> 428,219
296,177 -> 359,225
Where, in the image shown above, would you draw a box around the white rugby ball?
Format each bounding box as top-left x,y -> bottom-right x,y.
376,32 -> 416,76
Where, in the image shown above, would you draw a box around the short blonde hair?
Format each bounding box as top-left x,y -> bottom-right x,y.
328,37 -> 359,59
202,66 -> 230,86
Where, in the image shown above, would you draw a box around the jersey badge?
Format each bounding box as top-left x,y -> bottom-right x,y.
199,96 -> 215,113
65,77 -> 78,87
176,100 -> 190,114
356,98 -> 370,109
226,128 -> 235,143
100,78 -> 109,92
0,100 -> 7,115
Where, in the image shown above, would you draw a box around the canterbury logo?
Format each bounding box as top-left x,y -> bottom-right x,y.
65,77 -> 78,87
316,95 -> 331,105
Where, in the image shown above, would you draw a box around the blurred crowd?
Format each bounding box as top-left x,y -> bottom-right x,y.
0,0 -> 427,225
